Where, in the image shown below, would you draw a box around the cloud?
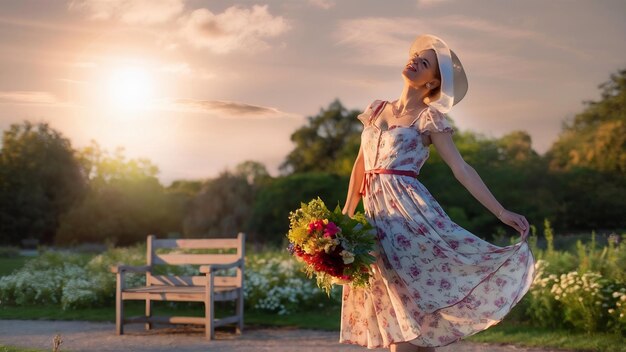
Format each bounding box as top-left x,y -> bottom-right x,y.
437,15 -> 589,59
309,0 -> 335,10
0,91 -> 60,105
335,17 -> 426,66
0,15 -> 100,34
334,15 -> 584,80
179,5 -> 290,54
72,61 -> 97,68
438,15 -> 536,39
68,0 -> 184,25
160,62 -> 192,75
159,62 -> 215,80
168,99 -> 291,118
417,0 -> 451,8
56,78 -> 88,85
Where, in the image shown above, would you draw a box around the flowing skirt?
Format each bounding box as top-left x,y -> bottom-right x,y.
339,174 -> 535,348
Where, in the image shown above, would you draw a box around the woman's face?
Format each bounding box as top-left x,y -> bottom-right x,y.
402,49 -> 440,90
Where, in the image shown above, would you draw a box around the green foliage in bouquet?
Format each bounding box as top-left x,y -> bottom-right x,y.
287,197 -> 377,295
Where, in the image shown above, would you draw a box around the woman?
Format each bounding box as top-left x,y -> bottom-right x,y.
340,34 -> 535,352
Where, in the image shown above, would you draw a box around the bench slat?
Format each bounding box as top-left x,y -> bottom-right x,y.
153,254 -> 240,265
125,315 -> 240,327
125,285 -> 237,293
122,291 -> 205,302
153,238 -> 241,249
125,316 -> 206,325
122,290 -> 239,302
149,275 -> 238,286
214,315 -> 240,327
152,238 -> 239,249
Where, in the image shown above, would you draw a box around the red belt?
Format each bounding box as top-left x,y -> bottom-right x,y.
359,168 -> 419,196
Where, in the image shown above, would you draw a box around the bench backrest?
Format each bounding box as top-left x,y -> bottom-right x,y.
145,233 -> 245,287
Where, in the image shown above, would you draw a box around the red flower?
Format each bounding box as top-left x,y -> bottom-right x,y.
307,219 -> 325,234
298,245 -> 347,278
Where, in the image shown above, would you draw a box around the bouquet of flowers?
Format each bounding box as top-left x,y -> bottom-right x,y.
286,197 -> 377,295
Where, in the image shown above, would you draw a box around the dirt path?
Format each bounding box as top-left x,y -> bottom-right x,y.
0,320 -> 564,352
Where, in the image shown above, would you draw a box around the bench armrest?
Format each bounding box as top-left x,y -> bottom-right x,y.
199,260 -> 242,273
110,265 -> 152,274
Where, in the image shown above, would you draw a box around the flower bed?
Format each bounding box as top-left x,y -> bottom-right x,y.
0,222 -> 624,335
0,246 -> 337,314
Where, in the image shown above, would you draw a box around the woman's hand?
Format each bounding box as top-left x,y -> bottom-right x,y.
498,209 -> 529,242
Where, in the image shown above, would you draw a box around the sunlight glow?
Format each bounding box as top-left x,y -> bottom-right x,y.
106,66 -> 155,111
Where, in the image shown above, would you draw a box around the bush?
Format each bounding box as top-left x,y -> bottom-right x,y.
1,223 -> 624,334
0,246 -> 339,314
521,220 -> 626,335
0,248 -> 145,309
527,260 -> 564,328
244,250 -> 339,315
0,246 -> 20,258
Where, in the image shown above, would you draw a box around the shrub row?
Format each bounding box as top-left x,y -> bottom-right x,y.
1,222 -> 625,335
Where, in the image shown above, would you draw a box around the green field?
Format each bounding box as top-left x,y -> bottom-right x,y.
0,346 -> 44,352
0,257 -> 30,277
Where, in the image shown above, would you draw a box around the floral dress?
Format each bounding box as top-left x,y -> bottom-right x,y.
339,100 -> 536,348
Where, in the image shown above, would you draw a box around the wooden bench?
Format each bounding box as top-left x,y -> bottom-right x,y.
111,233 -> 245,339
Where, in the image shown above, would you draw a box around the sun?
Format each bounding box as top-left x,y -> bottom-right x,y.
106,66 -> 155,111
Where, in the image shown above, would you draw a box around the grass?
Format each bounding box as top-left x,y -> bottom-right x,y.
0,346 -> 44,352
0,257 -> 31,277
0,302 -> 342,330
467,322 -> 626,352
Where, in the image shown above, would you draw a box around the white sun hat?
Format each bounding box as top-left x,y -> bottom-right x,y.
409,34 -> 468,113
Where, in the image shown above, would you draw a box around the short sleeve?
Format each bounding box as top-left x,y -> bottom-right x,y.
417,106 -> 455,135
356,100 -> 384,127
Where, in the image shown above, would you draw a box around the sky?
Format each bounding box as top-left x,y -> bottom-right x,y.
1,0 -> 625,185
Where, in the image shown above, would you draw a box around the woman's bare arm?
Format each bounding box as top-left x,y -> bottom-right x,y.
342,145 -> 365,217
430,132 -> 529,239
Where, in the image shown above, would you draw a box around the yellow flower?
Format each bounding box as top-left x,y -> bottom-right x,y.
302,241 -> 318,255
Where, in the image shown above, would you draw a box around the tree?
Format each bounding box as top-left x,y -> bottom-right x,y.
0,121 -> 86,245
77,140 -> 159,186
246,172 -> 349,245
547,69 -> 626,177
183,171 -> 254,239
182,161 -> 268,239
56,142 -> 178,246
420,128 -> 555,239
234,160 -> 270,185
543,69 -> 626,231
280,99 -> 362,176
497,131 -> 540,164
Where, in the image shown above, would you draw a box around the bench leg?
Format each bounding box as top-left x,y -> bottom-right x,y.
205,275 -> 214,340
115,274 -> 124,335
236,288 -> 244,334
145,299 -> 152,331
205,299 -> 214,339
